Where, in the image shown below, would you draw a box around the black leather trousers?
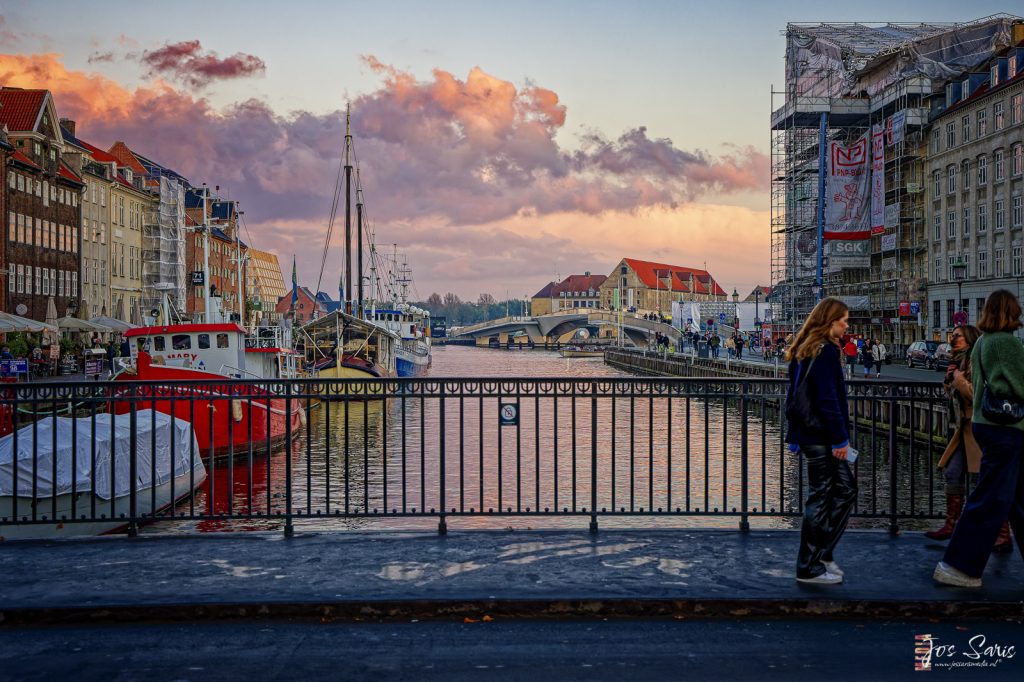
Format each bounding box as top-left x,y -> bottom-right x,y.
796,444 -> 858,578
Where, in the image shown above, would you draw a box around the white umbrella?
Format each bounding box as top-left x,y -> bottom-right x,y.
88,315 -> 137,332
0,311 -> 57,333
56,317 -> 111,332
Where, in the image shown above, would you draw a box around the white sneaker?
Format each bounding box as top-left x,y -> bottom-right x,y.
823,560 -> 844,577
796,571 -> 843,585
933,561 -> 982,588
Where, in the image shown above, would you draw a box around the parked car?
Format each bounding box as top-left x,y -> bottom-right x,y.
933,342 -> 953,371
906,340 -> 941,369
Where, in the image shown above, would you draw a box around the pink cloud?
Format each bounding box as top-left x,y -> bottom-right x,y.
0,54 -> 767,297
138,40 -> 266,88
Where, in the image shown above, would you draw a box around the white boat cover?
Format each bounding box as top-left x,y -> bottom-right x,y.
0,410 -> 205,500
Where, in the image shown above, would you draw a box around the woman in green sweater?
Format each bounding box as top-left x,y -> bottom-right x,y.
934,290 -> 1024,588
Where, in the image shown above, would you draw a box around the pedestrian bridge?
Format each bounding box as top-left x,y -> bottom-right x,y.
449,309 -> 681,345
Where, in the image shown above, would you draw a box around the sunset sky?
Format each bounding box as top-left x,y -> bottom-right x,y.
1,0 -> 1014,301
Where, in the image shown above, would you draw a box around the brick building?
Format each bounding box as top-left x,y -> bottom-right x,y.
0,88 -> 82,321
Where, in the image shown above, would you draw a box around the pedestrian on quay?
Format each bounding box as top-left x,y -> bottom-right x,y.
924,324 -> 1013,551
872,338 -> 887,378
735,334 -> 745,359
725,335 -> 736,358
785,297 -> 856,585
709,332 -> 721,358
842,336 -> 858,380
935,290 -> 1024,588
861,339 -> 875,378
762,336 -> 773,361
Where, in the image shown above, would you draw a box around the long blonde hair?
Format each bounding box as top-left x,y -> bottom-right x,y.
785,297 -> 848,363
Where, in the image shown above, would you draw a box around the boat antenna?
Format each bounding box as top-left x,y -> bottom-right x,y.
344,104 -> 353,316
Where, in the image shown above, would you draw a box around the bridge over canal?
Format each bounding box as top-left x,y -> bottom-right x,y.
449,309 -> 682,346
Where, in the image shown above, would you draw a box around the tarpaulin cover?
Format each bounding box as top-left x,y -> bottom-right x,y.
0,410 -> 204,500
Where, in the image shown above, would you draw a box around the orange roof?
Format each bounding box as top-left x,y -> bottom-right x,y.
57,161 -> 83,184
624,258 -> 726,296
9,149 -> 40,169
552,273 -> 607,296
107,141 -> 148,176
0,88 -> 47,132
77,138 -> 120,165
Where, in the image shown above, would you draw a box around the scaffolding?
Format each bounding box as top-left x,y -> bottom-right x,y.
770,16 -> 1022,349
141,175 -> 186,319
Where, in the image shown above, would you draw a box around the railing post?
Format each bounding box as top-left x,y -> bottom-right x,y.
284,380 -> 294,538
438,383 -> 447,536
888,396 -> 899,536
128,390 -> 138,537
590,380 -> 598,535
739,383 -> 750,532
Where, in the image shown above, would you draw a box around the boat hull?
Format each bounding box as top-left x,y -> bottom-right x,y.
0,468 -> 206,540
113,367 -> 305,461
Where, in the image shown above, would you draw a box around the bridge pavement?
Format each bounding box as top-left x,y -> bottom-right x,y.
0,528 -> 1020,625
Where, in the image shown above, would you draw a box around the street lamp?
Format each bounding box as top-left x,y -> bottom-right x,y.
951,256 -> 968,324
753,287 -> 761,326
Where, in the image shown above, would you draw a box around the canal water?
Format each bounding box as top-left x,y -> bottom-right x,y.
145,345 -> 942,534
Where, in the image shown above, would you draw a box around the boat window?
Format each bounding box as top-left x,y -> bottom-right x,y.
198,333 -> 210,349
154,336 -> 165,351
136,337 -> 150,351
172,334 -> 191,350
217,333 -> 230,349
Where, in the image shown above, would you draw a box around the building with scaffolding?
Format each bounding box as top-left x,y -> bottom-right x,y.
770,15 -> 1024,349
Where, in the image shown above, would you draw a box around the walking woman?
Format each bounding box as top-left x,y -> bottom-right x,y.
935,290 -> 1024,588
785,297 -> 857,585
861,339 -> 875,378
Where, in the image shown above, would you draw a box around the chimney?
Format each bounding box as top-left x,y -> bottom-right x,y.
60,118 -> 76,136
584,271 -> 590,276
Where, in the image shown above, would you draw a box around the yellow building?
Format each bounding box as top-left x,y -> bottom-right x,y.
530,272 -> 607,316
247,248 -> 287,325
598,258 -> 727,313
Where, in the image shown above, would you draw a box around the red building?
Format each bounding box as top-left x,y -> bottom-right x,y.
0,88 -> 83,321
0,130 -> 12,309
275,286 -> 326,325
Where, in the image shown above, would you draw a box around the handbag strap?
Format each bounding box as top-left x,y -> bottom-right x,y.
977,336 -> 992,390
794,346 -> 820,389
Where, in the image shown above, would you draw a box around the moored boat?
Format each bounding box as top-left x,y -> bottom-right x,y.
560,345 -> 606,358
112,323 -> 305,459
0,410 -> 206,539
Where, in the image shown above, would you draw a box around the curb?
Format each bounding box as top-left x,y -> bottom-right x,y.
3,597 -> 1023,626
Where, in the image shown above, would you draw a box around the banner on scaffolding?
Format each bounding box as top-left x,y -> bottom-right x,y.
886,110 -> 907,146
825,132 -> 871,240
884,202 -> 900,228
871,124 -> 885,235
825,239 -> 871,273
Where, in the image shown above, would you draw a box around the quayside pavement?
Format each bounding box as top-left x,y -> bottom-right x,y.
0,529 -> 1022,625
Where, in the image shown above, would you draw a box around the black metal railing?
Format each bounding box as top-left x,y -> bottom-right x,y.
0,377 -> 949,538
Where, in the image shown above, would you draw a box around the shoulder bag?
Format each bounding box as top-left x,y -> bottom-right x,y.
786,350 -> 827,434
978,337 -> 1024,425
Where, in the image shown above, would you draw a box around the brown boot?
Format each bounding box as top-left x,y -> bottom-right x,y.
925,494 -> 964,540
993,521 -> 1014,554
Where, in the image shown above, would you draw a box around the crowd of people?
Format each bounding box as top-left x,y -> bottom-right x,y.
0,334 -> 131,378
785,290 -> 1023,588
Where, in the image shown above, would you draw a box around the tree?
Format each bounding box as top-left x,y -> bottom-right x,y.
477,293 -> 496,306
443,292 -> 461,307
426,293 -> 442,308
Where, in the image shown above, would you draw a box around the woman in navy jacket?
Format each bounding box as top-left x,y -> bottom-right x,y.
785,297 -> 857,585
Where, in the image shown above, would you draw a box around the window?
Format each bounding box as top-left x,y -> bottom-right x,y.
1014,144 -> 1023,176
995,248 -> 1005,277
933,169 -> 941,196
16,264 -> 23,294
934,300 -> 942,328
995,149 -> 1005,181
1013,93 -> 1023,125
996,199 -> 1005,231
1014,197 -> 1022,228
217,334 -> 230,349
1014,246 -> 1023,276
154,336 -> 166,351
947,211 -> 956,238
946,121 -> 955,148
16,174 -> 23,192
978,156 -> 988,185
979,204 -> 988,233
198,334 -> 211,350
995,101 -> 1005,131
978,109 -> 988,136
934,256 -> 942,281
34,266 -> 40,295
935,214 -> 942,240
7,264 -> 13,293
963,205 -> 971,235
947,165 -> 956,193
962,115 -> 971,143
71,272 -> 76,296
6,171 -> 12,189
172,335 -> 192,350
41,266 -> 49,296
979,251 -> 988,278
58,271 -> 64,297
946,299 -> 955,327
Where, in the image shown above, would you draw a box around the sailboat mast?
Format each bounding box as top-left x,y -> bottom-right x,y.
344,105 -> 353,316
356,170 -> 364,320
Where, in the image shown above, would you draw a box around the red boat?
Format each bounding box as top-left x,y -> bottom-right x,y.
113,323 -> 305,460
